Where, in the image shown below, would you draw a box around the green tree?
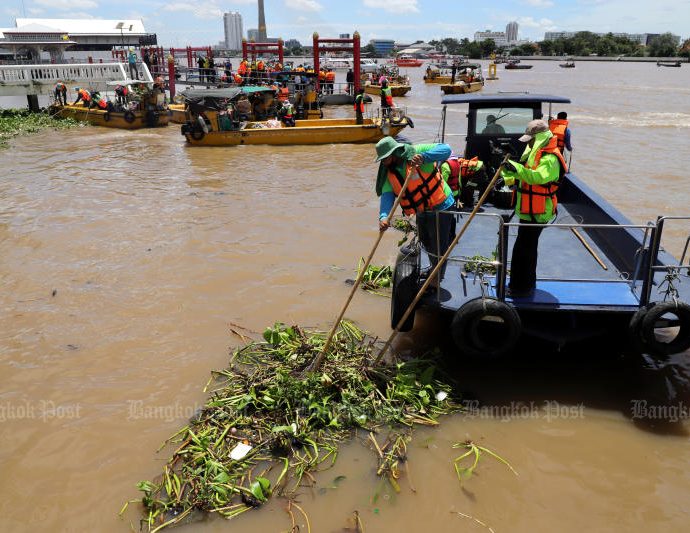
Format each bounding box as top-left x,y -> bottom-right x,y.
480,38 -> 496,57
647,33 -> 679,57
680,38 -> 690,59
466,42 -> 482,59
362,43 -> 377,56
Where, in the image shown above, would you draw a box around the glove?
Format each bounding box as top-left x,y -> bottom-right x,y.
500,160 -> 518,185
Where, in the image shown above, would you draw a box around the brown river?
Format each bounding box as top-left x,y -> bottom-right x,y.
1,60 -> 690,532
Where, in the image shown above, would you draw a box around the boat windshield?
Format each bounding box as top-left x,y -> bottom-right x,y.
476,107 -> 533,135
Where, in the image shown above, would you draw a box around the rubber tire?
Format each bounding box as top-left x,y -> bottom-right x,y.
190,128 -> 205,141
640,301 -> 690,356
123,111 -> 136,123
451,298 -> 522,359
391,251 -> 420,332
628,304 -> 653,355
103,111 -> 111,122
406,117 -> 415,129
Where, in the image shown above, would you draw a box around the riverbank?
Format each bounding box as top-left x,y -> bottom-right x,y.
0,108 -> 82,147
506,55 -> 688,63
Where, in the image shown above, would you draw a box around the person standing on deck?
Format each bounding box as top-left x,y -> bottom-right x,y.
127,48 -> 138,80
354,88 -> 366,124
54,81 -> 67,106
375,137 -> 455,286
346,68 -> 354,94
380,79 -> 394,118
197,55 -> 205,83
501,120 -> 568,296
549,111 -> 572,154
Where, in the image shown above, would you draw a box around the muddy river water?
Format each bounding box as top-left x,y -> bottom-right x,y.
1,61 -> 690,532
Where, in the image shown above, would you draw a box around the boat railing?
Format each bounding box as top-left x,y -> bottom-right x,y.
422,210 -> 689,306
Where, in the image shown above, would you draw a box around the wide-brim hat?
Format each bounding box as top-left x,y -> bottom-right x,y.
518,119 -> 550,142
375,136 -> 404,162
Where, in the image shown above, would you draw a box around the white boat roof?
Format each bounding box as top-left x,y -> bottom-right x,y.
15,18 -> 146,36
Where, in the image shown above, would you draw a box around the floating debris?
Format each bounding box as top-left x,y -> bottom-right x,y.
0,109 -> 81,147
133,321 -> 457,531
452,440 -> 518,483
356,258 -> 393,295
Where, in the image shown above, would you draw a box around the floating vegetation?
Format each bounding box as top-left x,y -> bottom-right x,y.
452,440 -> 518,484
356,258 -> 392,295
463,252 -> 500,276
392,216 -> 417,247
133,321 -> 458,531
0,108 -> 82,147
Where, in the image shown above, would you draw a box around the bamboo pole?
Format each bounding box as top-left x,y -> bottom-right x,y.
309,165 -> 414,372
372,155 -> 510,366
571,227 -> 608,270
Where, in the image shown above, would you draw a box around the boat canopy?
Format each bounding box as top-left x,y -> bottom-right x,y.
181,86 -> 274,101
442,93 -> 571,105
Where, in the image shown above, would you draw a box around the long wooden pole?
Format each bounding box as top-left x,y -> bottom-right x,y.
309,165 -> 414,372
372,155 -> 510,366
571,227 -> 608,270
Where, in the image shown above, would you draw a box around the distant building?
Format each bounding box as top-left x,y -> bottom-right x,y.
223,12 -> 243,50
339,33 -> 350,39
369,39 -> 395,55
474,30 -> 508,48
258,0 -> 267,42
15,18 -> 152,50
543,31 -> 679,46
506,21 -> 518,44
247,28 -> 259,41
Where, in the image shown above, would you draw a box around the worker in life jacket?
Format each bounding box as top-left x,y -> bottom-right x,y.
380,79 -> 394,117
353,88 -> 366,124
91,92 -> 108,110
273,62 -> 283,72
440,156 -> 485,208
54,81 -> 67,106
73,87 -> 91,106
501,119 -> 568,295
277,82 -> 290,103
375,137 -> 455,284
279,100 -> 295,127
115,84 -> 129,105
548,111 -> 572,153
325,69 -> 336,95
238,60 -> 248,76
233,73 -> 243,85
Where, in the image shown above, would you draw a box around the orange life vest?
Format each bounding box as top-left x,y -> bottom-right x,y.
445,156 -> 480,193
78,89 -> 91,102
353,95 -> 365,113
278,86 -> 289,102
257,60 -> 265,71
325,71 -> 335,82
388,164 -> 449,216
95,97 -> 107,109
234,74 -> 243,84
238,62 -> 247,75
518,136 -> 568,217
548,118 -> 569,152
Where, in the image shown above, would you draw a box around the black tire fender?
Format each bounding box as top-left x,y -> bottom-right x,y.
190,128 -> 205,141
451,298 -> 521,359
103,111 -> 111,122
123,110 -> 136,123
639,301 -> 690,356
628,304 -> 653,355
391,250 -> 420,332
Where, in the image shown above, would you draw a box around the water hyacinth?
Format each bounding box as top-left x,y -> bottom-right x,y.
0,108 -> 82,146
131,321 -> 458,531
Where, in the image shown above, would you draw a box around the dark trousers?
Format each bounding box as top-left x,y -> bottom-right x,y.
509,220 -> 544,291
417,210 -> 455,279
355,110 -> 363,124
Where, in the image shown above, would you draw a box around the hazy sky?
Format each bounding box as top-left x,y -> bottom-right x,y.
2,0 -> 688,47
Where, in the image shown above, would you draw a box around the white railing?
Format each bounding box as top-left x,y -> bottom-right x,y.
0,62 -> 152,96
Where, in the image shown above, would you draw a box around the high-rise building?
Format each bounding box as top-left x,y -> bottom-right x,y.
474,30 -> 508,48
223,11 -> 243,50
258,0 -> 267,42
506,21 -> 518,43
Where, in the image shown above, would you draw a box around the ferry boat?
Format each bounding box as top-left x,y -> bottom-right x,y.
505,61 -> 533,70
656,60 -> 682,68
390,93 -> 690,359
322,57 -> 379,73
395,54 -> 423,67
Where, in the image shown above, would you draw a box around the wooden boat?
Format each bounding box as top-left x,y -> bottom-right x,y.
440,81 -> 484,94
395,55 -> 423,67
51,102 -> 169,129
656,61 -> 682,67
181,114 -> 412,146
390,92 -> 690,360
559,61 -> 576,68
364,83 -> 411,97
169,103 -> 186,123
505,62 -> 533,70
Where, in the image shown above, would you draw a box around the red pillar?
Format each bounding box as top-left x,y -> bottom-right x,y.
313,32 -> 320,92
186,46 -> 192,68
278,39 -> 284,64
168,56 -> 176,99
353,31 -> 361,93
242,39 -> 247,61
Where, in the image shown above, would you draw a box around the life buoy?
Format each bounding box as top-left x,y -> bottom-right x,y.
391,249 -> 420,332
103,111 -> 111,122
451,298 -> 521,358
629,301 -> 690,357
124,111 -> 136,123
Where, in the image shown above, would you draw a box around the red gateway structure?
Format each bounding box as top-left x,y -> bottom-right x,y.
241,39 -> 284,64
312,32 -> 361,93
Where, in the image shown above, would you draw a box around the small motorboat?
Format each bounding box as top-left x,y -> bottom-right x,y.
559,60 -> 576,68
656,60 -> 682,67
505,61 -> 533,70
440,63 -> 484,94
395,54 -> 423,67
